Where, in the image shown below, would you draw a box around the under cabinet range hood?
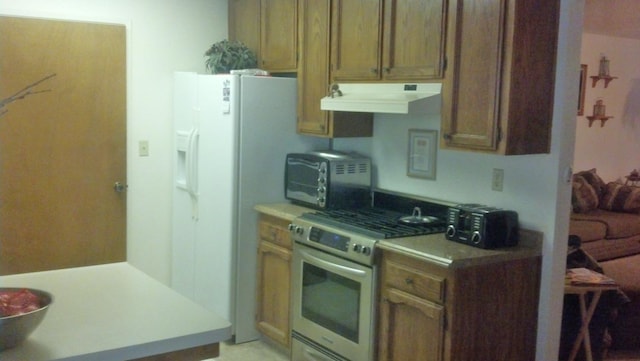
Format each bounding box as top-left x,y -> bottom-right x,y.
320,82 -> 441,114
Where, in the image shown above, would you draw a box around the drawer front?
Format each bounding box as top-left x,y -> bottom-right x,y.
259,215 -> 292,249
384,260 -> 445,303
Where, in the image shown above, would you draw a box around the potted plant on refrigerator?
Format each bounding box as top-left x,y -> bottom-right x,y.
204,39 -> 257,74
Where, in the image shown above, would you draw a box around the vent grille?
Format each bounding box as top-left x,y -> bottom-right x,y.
335,162 -> 370,175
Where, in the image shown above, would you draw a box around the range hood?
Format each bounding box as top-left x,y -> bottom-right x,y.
320,82 -> 441,114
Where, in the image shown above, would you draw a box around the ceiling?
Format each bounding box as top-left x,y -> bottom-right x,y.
584,0 -> 640,40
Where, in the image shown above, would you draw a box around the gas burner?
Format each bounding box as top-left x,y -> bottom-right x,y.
300,207 -> 447,239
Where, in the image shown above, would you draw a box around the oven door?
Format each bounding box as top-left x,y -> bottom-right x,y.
292,243 -> 376,361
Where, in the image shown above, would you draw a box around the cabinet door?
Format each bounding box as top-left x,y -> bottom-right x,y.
330,0 -> 383,81
441,0 -> 503,151
382,0 -> 447,80
297,0 -> 330,135
297,0 -> 374,137
229,0 -> 260,57
441,0 -> 558,154
256,240 -> 292,348
378,288 -> 445,361
260,0 -> 298,71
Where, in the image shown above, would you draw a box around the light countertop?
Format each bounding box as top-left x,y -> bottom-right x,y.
255,203 -> 542,268
0,262 -> 232,361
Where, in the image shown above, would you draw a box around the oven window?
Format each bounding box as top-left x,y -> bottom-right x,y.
301,262 -> 360,343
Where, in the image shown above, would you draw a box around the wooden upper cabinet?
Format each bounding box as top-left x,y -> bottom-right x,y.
330,0 -> 383,81
331,0 -> 447,82
297,0 -> 373,137
228,0 -> 260,58
441,0 -> 560,155
382,0 -> 447,80
229,0 -> 298,73
260,0 -> 298,71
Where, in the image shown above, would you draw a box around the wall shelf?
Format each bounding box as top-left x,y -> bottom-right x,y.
586,115 -> 613,127
590,75 -> 618,88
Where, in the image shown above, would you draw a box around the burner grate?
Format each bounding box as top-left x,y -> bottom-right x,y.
301,208 -> 446,239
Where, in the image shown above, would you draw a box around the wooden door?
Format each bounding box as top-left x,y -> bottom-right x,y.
0,17 -> 126,275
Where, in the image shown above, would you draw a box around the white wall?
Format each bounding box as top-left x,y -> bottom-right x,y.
0,0 -> 228,283
574,33 -> 640,182
335,2 -> 583,360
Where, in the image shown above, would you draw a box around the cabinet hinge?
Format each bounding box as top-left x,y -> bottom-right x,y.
497,126 -> 503,144
442,56 -> 447,72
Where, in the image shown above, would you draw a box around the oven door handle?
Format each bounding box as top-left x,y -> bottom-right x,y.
299,249 -> 367,278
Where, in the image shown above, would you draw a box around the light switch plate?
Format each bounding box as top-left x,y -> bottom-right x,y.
139,140 -> 149,157
492,168 -> 504,192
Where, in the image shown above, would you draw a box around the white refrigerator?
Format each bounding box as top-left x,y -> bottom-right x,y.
171,72 -> 327,343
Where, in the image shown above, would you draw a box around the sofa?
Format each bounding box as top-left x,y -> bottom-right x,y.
569,168 -> 640,351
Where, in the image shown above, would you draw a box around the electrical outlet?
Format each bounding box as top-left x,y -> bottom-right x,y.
492,168 -> 504,191
139,140 -> 149,157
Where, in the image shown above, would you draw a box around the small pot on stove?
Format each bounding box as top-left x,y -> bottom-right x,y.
398,207 -> 440,225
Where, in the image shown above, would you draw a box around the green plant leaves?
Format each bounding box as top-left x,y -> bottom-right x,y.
204,39 -> 257,74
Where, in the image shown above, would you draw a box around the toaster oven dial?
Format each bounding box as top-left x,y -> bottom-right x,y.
445,225 -> 456,238
471,231 -> 482,244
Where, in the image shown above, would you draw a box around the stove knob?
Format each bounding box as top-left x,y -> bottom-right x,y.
295,226 -> 305,235
361,246 -> 371,256
287,223 -> 296,232
353,244 -> 361,253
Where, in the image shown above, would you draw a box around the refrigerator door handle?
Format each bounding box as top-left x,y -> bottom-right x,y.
186,128 -> 199,220
186,128 -> 199,197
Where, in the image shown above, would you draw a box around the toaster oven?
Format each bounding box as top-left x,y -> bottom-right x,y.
285,151 -> 371,210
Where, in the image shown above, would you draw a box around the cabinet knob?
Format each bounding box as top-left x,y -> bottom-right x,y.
443,133 -> 452,143
370,68 -> 378,74
405,278 -> 414,285
383,67 -> 390,73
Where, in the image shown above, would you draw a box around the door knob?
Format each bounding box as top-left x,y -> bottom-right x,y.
113,181 -> 127,193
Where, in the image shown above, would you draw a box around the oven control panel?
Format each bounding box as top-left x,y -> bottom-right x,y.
288,218 -> 377,265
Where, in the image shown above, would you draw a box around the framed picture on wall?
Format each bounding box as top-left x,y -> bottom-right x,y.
578,64 -> 587,115
407,129 -> 437,180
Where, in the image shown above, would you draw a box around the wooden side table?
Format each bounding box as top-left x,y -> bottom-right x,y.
564,284 -> 619,361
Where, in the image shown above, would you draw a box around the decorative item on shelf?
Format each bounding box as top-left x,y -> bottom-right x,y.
204,39 -> 257,74
598,55 -> 609,77
586,99 -> 613,127
590,54 -> 618,88
625,170 -> 640,186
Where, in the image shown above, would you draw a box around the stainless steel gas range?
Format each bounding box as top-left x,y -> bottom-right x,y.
288,191 -> 448,361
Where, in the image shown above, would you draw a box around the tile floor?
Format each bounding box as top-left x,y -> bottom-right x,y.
206,339 -> 289,361
203,340 -> 640,361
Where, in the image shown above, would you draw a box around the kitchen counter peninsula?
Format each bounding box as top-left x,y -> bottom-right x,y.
0,262 -> 231,361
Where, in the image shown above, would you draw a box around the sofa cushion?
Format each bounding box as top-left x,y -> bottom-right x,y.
569,219 -> 607,242
571,209 -> 640,239
575,168 -> 607,199
580,235 -> 640,261
600,182 -> 640,213
572,175 -> 600,213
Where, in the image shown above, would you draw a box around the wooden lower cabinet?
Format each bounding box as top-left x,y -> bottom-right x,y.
377,250 -> 541,361
256,214 -> 293,349
378,288 -> 444,361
